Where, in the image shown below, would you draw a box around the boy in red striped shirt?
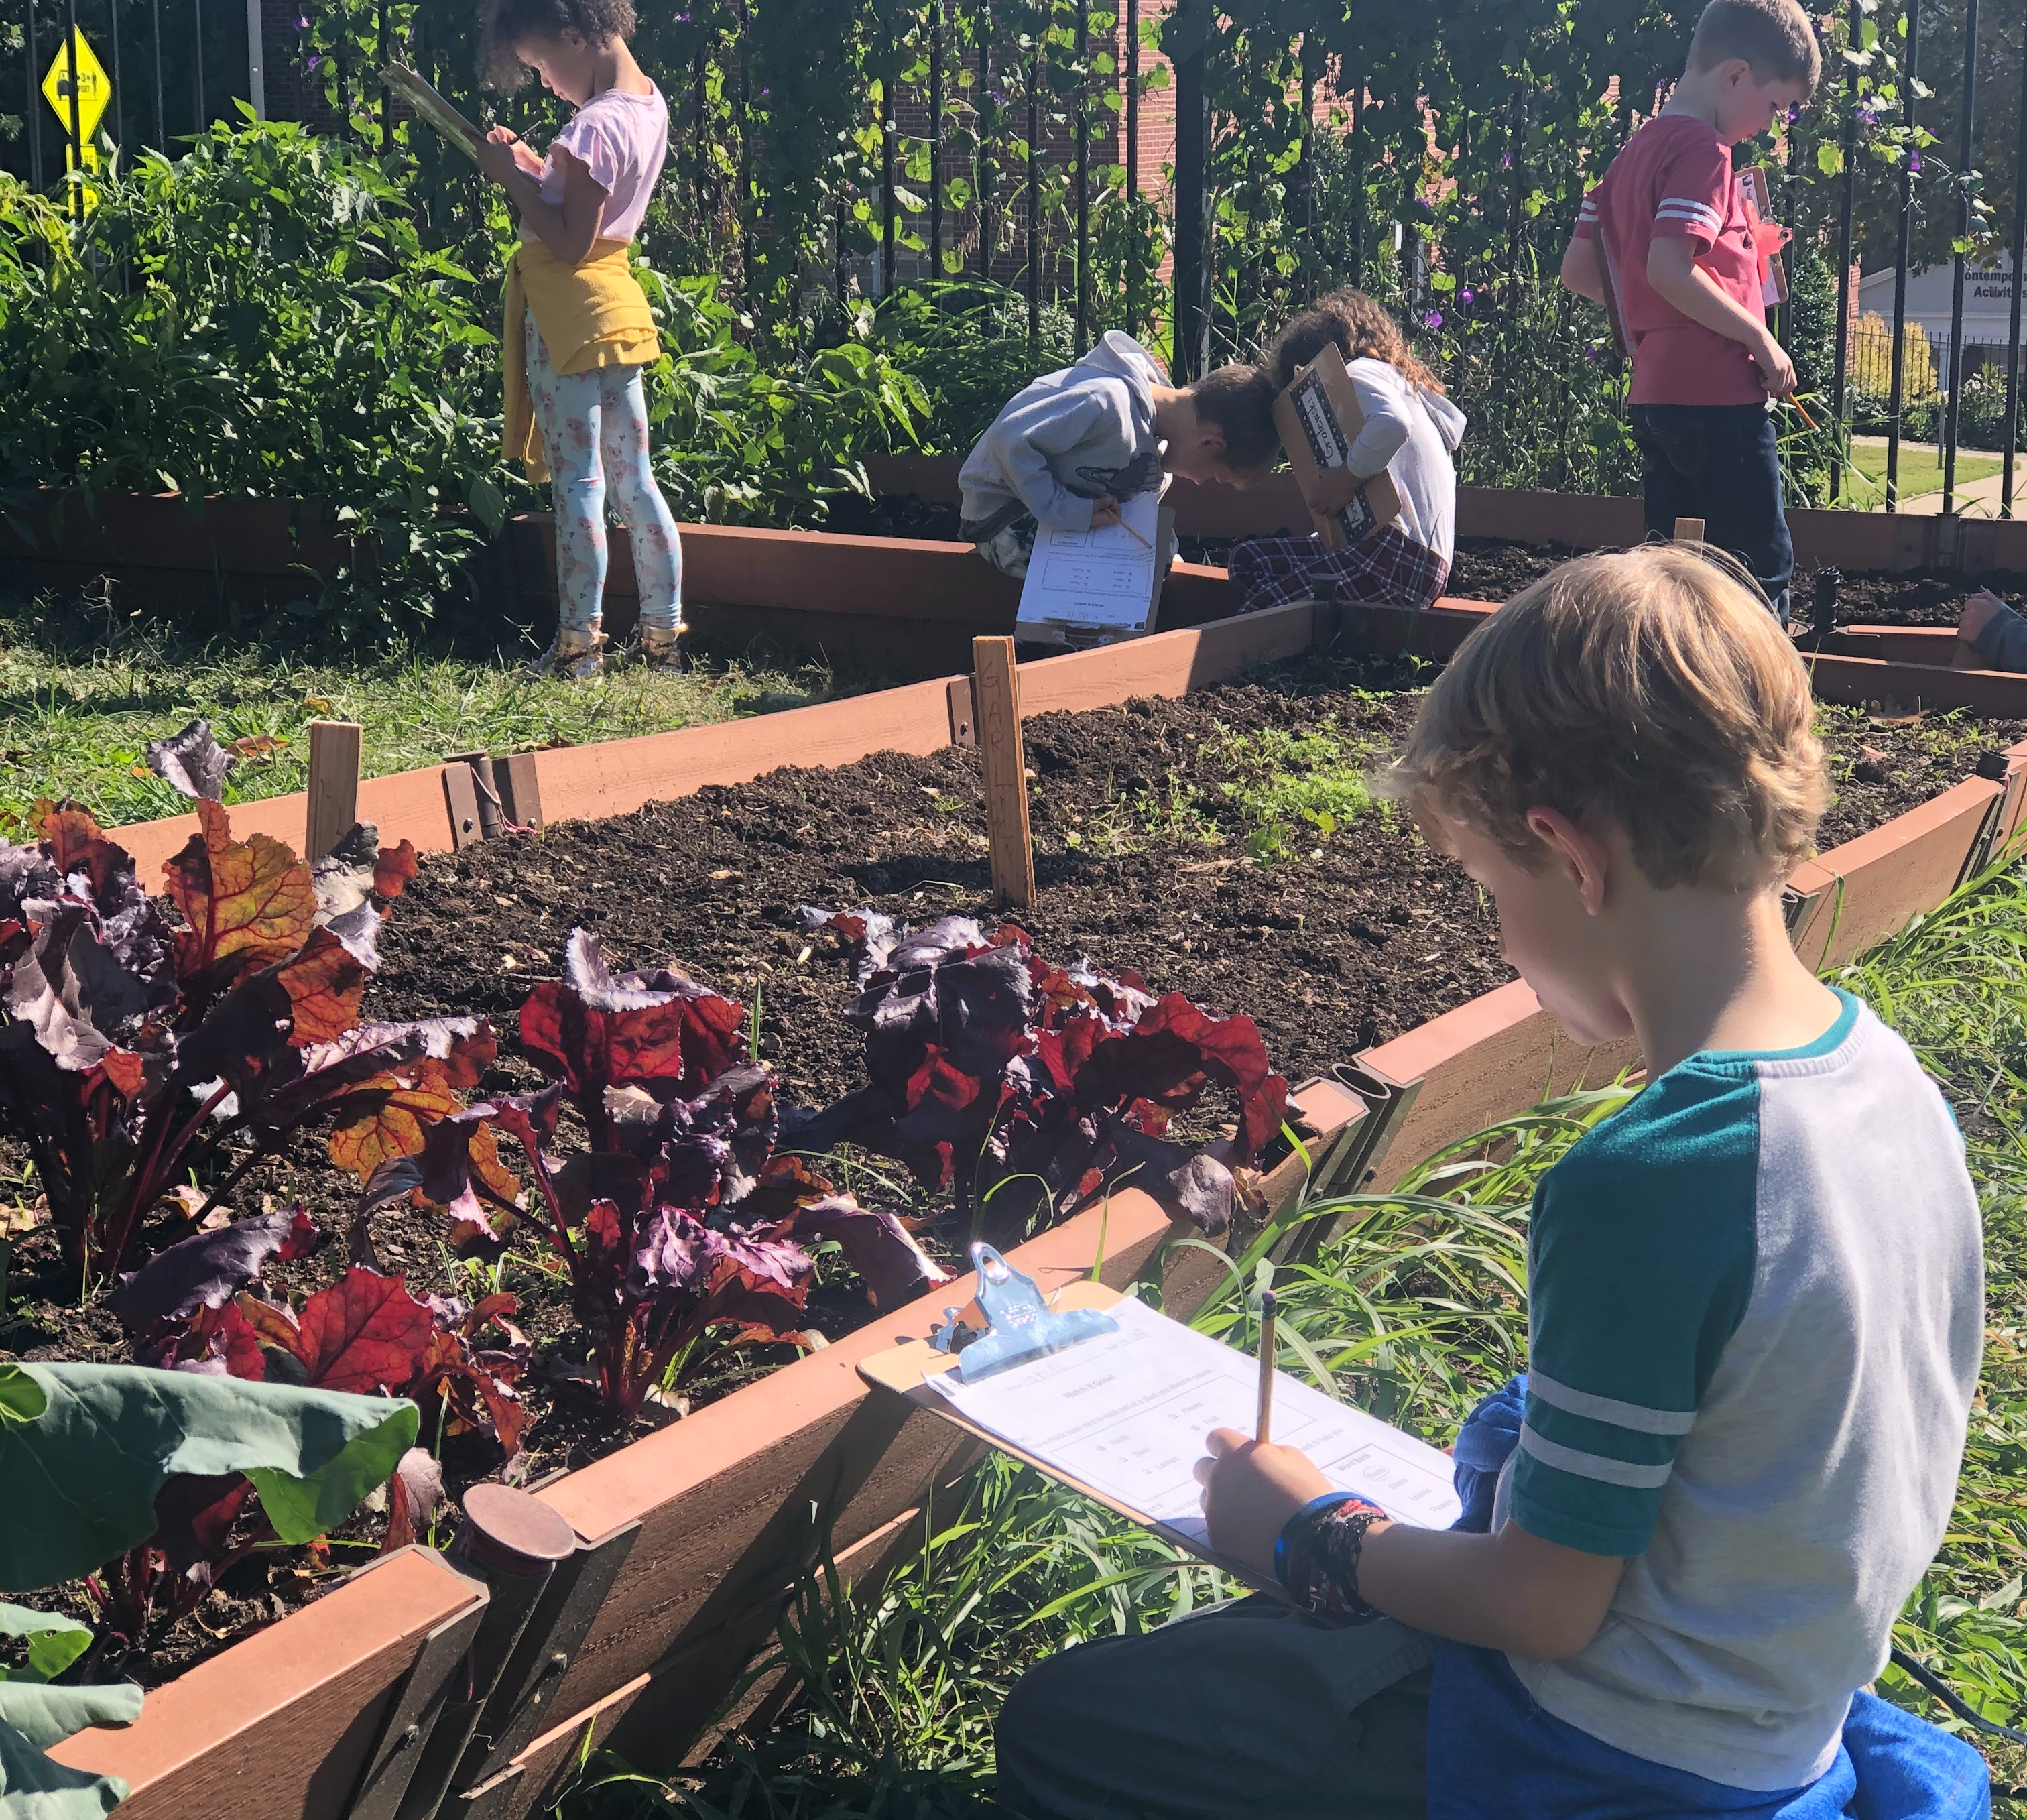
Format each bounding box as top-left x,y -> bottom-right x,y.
1560,0 -> 1819,624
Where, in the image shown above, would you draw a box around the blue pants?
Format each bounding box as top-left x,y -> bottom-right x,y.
1630,403 -> 1794,625
1965,599 -> 2027,673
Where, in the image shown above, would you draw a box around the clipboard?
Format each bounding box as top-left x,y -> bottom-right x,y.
859,1277 -> 1283,1592
1014,500 -> 1175,649
1737,166 -> 1791,309
1272,343 -> 1405,552
859,1247 -> 1463,1595
383,61 -> 485,165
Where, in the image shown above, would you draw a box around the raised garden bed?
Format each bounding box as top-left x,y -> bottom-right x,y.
13,597 -> 2027,1820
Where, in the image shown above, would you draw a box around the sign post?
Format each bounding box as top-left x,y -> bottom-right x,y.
41,29 -> 111,214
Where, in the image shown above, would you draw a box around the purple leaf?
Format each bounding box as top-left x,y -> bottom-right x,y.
145,719 -> 235,802
112,1205 -> 323,1331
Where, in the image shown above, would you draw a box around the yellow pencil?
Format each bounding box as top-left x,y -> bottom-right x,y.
1117,516 -> 1152,550
1256,1290 -> 1278,1443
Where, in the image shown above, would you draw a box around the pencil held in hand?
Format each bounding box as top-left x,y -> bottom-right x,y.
1119,517 -> 1152,549
1255,1291 -> 1278,1443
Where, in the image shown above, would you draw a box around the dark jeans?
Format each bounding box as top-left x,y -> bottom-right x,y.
1630,403 -> 1794,625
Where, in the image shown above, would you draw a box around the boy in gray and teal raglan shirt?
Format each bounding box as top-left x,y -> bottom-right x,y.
998,544 -> 1989,1820
957,332 -> 1280,579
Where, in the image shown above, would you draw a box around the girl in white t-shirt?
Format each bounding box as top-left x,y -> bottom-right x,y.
1233,290 -> 1466,616
475,0 -> 682,678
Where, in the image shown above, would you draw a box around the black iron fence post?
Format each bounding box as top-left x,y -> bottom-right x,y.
1171,0 -> 1208,380
1026,37 -> 1040,355
1830,0 -> 1859,503
64,0 -> 83,217
1886,0 -> 1922,512
192,0 -> 204,127
2004,12 -> 2027,516
1125,0 -> 1138,335
1941,0 -> 1978,515
107,0 -> 123,154
881,65 -> 896,295
150,0 -> 162,149
975,0 -> 993,280
1074,0 -> 1089,351
27,0 -> 44,191
929,0 -> 943,280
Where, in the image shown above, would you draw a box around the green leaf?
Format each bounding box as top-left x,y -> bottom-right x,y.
1817,142 -> 1845,177
0,1606 -> 93,1684
0,1367 -> 44,1427
0,1363 -> 419,1590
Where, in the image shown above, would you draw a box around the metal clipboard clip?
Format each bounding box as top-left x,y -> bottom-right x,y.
928,1243 -> 1120,1382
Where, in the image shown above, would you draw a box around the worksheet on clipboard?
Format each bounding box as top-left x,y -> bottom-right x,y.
1014,492 -> 1162,642
926,1297 -> 1461,1549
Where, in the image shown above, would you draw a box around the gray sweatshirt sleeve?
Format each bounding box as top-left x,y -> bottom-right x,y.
976,387 -> 1118,530
1345,361 -> 1412,480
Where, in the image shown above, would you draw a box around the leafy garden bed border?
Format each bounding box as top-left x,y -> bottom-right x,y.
31,594 -> 2027,1820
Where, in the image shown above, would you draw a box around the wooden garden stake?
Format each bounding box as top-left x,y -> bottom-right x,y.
1674,517 -> 1706,543
972,635 -> 1036,908
305,720 -> 363,861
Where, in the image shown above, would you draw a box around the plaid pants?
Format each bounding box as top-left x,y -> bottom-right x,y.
1230,525 -> 1450,615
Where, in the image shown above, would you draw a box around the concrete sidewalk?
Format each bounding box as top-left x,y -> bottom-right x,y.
1843,435 -> 2023,516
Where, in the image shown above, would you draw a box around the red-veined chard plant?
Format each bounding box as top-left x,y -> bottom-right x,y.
0,721 -> 496,1288
355,929 -> 948,1424
790,911 -> 1289,1242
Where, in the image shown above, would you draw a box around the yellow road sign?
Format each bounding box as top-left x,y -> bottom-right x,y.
42,32 -> 111,145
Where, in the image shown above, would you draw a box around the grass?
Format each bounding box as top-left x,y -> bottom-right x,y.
1839,441 -> 2006,505
550,855 -> 2027,1817
0,595 -> 859,835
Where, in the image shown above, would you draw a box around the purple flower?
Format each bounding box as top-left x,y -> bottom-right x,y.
1501,152 -> 1512,169
1422,309 -> 1443,329
1583,344 -> 1599,359
294,13 -> 306,27
1459,286 -> 1474,304
306,52 -> 323,69
1910,148 -> 1922,172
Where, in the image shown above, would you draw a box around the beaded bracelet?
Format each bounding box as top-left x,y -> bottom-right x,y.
1274,1491 -> 1388,1621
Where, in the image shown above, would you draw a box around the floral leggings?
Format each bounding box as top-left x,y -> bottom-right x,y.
525,308 -> 683,635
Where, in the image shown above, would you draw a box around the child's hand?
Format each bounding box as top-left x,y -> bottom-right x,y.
1194,1427 -> 1335,1576
477,126 -> 540,184
1752,332 -> 1798,398
1090,494 -> 1122,528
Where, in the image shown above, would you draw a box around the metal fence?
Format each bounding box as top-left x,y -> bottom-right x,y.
8,0 -> 2027,516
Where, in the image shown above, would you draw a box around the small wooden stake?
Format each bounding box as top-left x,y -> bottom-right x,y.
1674,517 -> 1705,544
305,721 -> 363,861
971,636 -> 1036,908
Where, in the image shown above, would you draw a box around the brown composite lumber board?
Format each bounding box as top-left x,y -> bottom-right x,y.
530,1191 -> 1184,1725
490,1508 -> 926,1820
47,1547 -> 483,1820
1801,648 -> 2027,715
1796,776 -> 2006,970
109,764 -> 458,886
530,676 -> 959,827
1017,599 -> 1318,719
1361,980 -> 1643,1184
683,524 -> 1025,622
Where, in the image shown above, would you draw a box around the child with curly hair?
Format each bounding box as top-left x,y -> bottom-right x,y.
475,0 -> 683,678
1228,289 -> 1466,616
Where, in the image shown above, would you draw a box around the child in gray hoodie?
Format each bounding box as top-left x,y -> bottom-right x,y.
958,331 -> 1281,578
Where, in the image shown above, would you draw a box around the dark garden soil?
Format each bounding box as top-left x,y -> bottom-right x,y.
3,648 -> 2021,1685
830,492 -> 2027,635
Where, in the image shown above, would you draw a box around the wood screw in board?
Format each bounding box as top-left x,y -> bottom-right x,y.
305,720 -> 363,861
972,635 -> 1036,908
1673,517 -> 1705,544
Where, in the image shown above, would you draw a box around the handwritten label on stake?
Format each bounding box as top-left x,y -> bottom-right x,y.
1674,517 -> 1705,544
972,637 -> 1036,908
306,721 -> 363,862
